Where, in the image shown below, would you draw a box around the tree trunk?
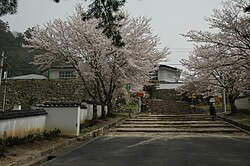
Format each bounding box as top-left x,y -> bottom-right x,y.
93,104 -> 98,120
228,95 -> 237,114
101,104 -> 107,119
107,101 -> 113,117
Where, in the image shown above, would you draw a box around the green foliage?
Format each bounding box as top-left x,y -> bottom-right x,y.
0,139 -> 7,156
83,0 -> 126,47
5,136 -> 20,146
0,0 -> 17,16
43,128 -> 61,140
123,102 -> 137,109
80,120 -> 98,129
143,85 -> 155,98
0,129 -> 61,157
222,110 -> 250,126
0,19 -> 39,76
244,5 -> 250,12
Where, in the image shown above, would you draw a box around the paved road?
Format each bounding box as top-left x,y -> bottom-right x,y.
41,114 -> 250,166
42,136 -> 250,166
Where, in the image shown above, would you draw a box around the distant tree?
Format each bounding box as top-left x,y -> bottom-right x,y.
0,0 -> 17,16
0,19 -> 38,76
82,0 -> 126,47
25,4 -> 169,115
0,19 -> 14,50
244,5 -> 250,12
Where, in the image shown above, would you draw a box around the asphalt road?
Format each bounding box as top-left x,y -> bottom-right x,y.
41,136 -> 250,166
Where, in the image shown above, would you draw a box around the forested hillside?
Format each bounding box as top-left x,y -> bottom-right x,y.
0,19 -> 39,77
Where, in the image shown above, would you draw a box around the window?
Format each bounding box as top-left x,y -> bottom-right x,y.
59,71 -> 76,79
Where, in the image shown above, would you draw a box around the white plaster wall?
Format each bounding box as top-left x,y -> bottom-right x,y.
49,70 -> 59,79
104,106 -> 108,115
44,107 -> 80,136
80,108 -> 88,123
158,69 -> 176,82
97,105 -> 102,118
0,115 -> 46,139
87,104 -> 93,120
236,97 -> 250,110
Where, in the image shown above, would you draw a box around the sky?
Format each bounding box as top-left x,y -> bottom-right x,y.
1,0 -> 223,70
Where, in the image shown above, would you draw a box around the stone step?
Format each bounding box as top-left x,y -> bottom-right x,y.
117,124 -> 232,128
127,118 -> 215,121
123,121 -> 224,125
139,114 -> 208,117
110,128 -> 244,133
136,115 -> 212,119
107,132 -> 250,137
109,114 -> 250,137
135,116 -> 211,120
143,114 -> 209,117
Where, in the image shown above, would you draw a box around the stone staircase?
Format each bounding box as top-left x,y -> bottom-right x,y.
109,114 -> 250,137
147,100 -> 203,114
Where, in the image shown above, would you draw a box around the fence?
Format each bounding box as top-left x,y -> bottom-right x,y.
0,109 -> 47,138
0,102 -> 108,138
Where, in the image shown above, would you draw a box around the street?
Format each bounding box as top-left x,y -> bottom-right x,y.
42,136 -> 250,166
41,114 -> 250,166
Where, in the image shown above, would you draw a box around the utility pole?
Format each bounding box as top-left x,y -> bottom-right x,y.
0,51 -> 5,87
0,51 -> 4,111
222,89 -> 226,113
2,71 -> 7,111
221,75 -> 227,113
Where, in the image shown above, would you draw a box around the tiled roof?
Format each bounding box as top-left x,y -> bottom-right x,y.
10,74 -> 47,80
159,64 -> 180,71
81,100 -> 102,105
0,109 -> 47,120
37,101 -> 87,109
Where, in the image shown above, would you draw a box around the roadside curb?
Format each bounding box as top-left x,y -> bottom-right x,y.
217,115 -> 250,134
8,116 -> 127,166
77,117 -> 127,141
8,139 -> 78,166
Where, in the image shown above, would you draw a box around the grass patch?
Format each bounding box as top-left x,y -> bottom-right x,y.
221,110 -> 250,126
195,104 -> 232,113
123,103 -> 137,110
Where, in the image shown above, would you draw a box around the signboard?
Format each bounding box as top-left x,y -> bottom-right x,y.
214,96 -> 221,106
136,91 -> 144,97
125,83 -> 131,91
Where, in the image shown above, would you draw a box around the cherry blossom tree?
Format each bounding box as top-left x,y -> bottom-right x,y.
25,5 -> 169,116
181,0 -> 250,113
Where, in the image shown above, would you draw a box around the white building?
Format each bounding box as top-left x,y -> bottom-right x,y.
150,64 -> 183,89
10,74 -> 47,80
43,65 -> 77,79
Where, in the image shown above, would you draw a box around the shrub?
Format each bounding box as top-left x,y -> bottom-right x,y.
0,139 -> 7,157
0,128 -> 61,157
43,128 -> 61,140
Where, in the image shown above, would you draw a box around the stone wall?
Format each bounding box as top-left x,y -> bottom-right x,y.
154,89 -> 180,100
147,99 -> 192,114
151,89 -> 180,100
0,79 -> 88,110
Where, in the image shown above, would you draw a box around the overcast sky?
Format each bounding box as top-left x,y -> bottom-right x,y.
1,0 -> 222,69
